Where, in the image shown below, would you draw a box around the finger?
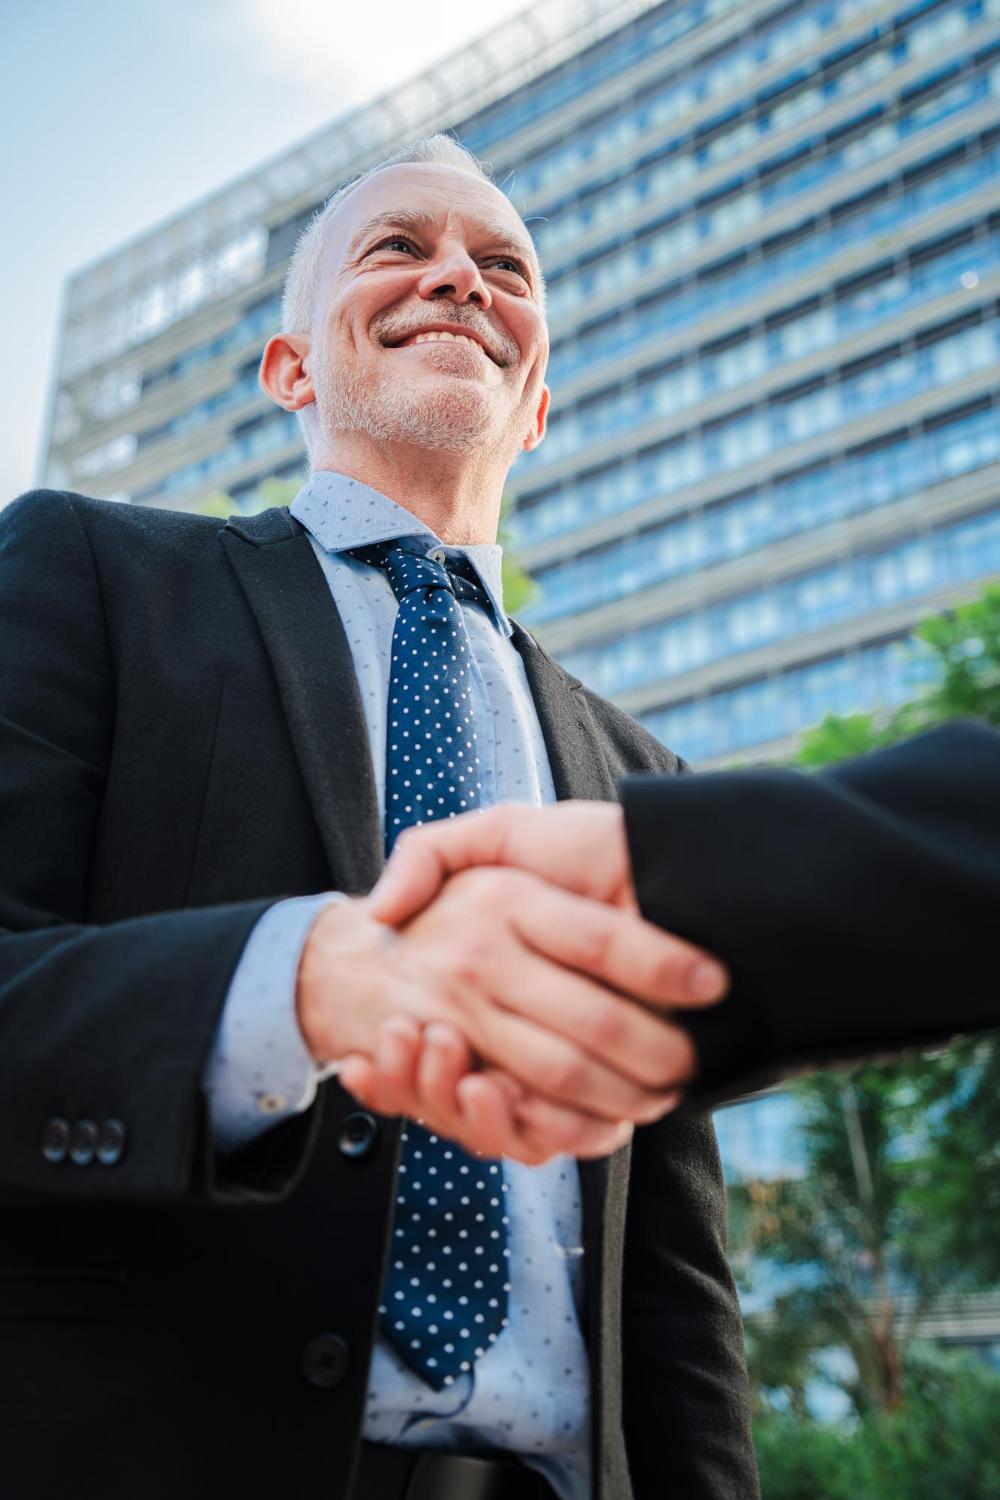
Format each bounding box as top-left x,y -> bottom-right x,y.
367,1016 -> 423,1117
371,802 -> 630,926
467,1073 -> 628,1163
413,1022 -> 478,1141
371,807 -> 510,926
338,1053 -> 379,1109
470,986 -> 678,1123
510,879 -> 728,1010
456,1074 -> 549,1165
491,941 -> 700,1091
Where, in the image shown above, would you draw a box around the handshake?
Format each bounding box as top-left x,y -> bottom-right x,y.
296,801 -> 727,1164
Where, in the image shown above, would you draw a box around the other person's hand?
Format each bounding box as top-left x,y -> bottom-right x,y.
371,802 -> 661,925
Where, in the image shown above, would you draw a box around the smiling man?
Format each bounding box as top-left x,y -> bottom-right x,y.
0,138 -> 757,1500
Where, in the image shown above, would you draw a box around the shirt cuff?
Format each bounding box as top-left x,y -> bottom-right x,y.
202,892 -> 346,1154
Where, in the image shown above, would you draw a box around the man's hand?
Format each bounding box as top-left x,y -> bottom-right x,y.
298,864 -> 725,1163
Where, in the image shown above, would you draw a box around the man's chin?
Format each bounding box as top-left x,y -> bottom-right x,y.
319,384 -> 501,454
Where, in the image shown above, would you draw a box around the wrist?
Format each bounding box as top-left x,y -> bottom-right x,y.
295,896 -> 392,1067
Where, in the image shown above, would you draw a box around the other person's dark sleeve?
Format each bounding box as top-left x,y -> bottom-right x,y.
621,722 -> 1000,1104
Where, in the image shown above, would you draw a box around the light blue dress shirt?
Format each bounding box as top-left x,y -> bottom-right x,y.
202,471 -> 592,1500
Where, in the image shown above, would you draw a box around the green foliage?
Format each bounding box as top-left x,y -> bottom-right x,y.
737,583 -> 1000,1442
797,584 -> 1000,767
755,1349 -> 1000,1500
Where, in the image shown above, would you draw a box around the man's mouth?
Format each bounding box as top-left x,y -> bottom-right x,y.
382,326 -> 501,364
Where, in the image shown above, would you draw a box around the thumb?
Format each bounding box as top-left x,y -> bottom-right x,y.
370,830 -> 450,925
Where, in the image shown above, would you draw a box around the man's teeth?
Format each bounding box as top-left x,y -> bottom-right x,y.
409,331 -> 481,349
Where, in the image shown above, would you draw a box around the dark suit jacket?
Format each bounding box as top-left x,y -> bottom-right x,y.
622,722 -> 1000,1105
0,491 -> 758,1500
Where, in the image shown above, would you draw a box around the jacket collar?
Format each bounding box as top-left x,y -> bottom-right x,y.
220,506 -> 383,894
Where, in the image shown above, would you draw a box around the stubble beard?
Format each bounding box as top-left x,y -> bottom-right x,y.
311,344 -> 516,461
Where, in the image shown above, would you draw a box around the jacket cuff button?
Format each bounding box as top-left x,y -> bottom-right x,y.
96,1119 -> 128,1166
41,1118 -> 71,1164
69,1119 -> 99,1167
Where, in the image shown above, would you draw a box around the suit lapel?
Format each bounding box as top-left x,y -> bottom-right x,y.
220,508 -> 382,894
512,626 -> 618,803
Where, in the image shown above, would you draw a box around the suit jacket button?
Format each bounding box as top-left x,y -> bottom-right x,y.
301,1333 -> 350,1388
338,1112 -> 378,1160
96,1119 -> 128,1166
69,1120 -> 99,1166
41,1118 -> 71,1164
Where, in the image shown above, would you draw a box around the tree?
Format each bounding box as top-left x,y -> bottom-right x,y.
732,584 -> 1000,1423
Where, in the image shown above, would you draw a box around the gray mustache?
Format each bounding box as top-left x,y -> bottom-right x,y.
375,314 -> 518,367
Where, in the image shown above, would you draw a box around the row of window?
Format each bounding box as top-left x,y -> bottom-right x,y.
537,225 -> 1000,468
462,0 -> 749,155
533,0 -> 994,278
560,505 -> 1000,697
542,55 -> 999,324
514,303 -> 999,547
140,294 -> 281,395
146,408 -> 299,502
641,632 -> 940,763
525,400 -> 1000,624
126,127 -> 995,489
545,126 -> 1000,385
468,0 -> 960,187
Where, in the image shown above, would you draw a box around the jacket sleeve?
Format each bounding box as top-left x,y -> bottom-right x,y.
621,722 -> 1000,1104
0,490 -> 314,1202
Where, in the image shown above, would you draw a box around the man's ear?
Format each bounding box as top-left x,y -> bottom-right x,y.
260,333 -> 314,412
522,384 -> 550,453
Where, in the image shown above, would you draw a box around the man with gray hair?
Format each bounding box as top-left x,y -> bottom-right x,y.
0,136 -> 757,1499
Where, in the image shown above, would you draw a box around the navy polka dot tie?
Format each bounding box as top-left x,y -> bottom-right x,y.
350,541 -> 511,1390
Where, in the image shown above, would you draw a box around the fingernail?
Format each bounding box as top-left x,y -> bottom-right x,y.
424,1021 -> 454,1048
687,959 -> 727,999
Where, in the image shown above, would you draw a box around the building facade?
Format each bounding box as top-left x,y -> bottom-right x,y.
43,0 -> 1000,773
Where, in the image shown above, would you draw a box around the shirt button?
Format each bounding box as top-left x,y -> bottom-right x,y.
257,1092 -> 287,1115
428,547 -> 447,564
301,1333 -> 350,1388
337,1111 -> 379,1160
41,1118 -> 71,1164
69,1119 -> 99,1167
96,1118 -> 128,1166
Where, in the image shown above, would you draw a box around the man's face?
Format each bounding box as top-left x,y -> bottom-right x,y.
307,163 -> 550,462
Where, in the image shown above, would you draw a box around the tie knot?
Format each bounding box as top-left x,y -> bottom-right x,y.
350,542 -> 487,610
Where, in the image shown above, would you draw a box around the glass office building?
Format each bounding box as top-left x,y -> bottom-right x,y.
43,0 -> 1000,771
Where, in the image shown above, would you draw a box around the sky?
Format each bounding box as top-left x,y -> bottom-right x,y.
0,0 -> 509,502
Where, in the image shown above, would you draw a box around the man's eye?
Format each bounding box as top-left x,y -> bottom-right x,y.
492,257 -> 528,277
379,237 -> 417,255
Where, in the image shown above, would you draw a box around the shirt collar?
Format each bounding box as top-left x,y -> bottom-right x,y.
290,469 -> 511,637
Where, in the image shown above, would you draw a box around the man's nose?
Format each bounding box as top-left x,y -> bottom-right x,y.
417,249 -> 492,308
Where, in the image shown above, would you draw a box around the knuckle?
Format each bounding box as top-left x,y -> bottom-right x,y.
581,999 -> 626,1053
571,920 -> 614,973
536,1049 -> 587,1100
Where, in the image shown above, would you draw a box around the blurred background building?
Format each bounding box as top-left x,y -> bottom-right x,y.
42,0 -> 1000,774
40,0 -> 1000,1292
